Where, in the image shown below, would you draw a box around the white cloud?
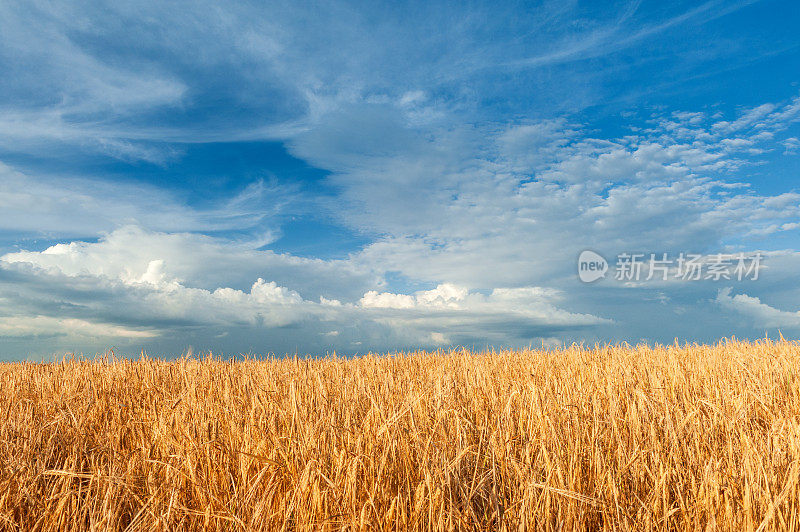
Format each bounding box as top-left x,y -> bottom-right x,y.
360,291 -> 416,309
0,163 -> 296,240
0,316 -> 158,339
359,284 -> 607,332
716,288 -> 800,329
311,99 -> 800,290
2,224 -> 375,300
361,283 -> 468,310
0,230 -> 608,357
783,137 -> 800,155
351,283 -> 609,350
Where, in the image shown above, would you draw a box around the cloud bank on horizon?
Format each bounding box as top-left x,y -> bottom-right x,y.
1,0 -> 800,359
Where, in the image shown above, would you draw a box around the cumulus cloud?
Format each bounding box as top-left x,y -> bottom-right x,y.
716,288 -> 800,329
354,283 -> 607,348
2,225 -> 375,301
360,290 -> 417,309
0,230 -> 608,357
359,283 -> 592,325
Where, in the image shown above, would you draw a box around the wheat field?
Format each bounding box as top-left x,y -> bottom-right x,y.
1,339 -> 800,530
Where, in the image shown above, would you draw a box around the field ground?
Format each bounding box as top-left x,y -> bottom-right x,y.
2,340 -> 800,530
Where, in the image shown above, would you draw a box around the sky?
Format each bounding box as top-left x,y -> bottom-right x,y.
1,0 -> 800,360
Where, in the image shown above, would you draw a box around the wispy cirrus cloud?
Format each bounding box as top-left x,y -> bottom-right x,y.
0,162 -> 300,241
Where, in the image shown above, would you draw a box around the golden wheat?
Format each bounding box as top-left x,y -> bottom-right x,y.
2,339 -> 800,530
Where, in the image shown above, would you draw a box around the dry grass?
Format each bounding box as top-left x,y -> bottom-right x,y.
2,339 -> 800,530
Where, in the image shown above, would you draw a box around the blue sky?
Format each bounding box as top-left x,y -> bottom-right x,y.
1,0 -> 800,359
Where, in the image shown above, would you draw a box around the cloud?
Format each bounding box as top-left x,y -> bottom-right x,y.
783,137 -> 800,155
357,284 -> 609,347
0,228 -> 609,357
0,163 -> 298,240
716,287 -> 800,329
360,290 -> 416,310
295,95 -> 800,290
360,284 -> 573,318
1,225 -> 376,301
4,91 -> 800,359
0,0 -> 787,159
0,316 -> 158,340
2,1 -> 800,357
